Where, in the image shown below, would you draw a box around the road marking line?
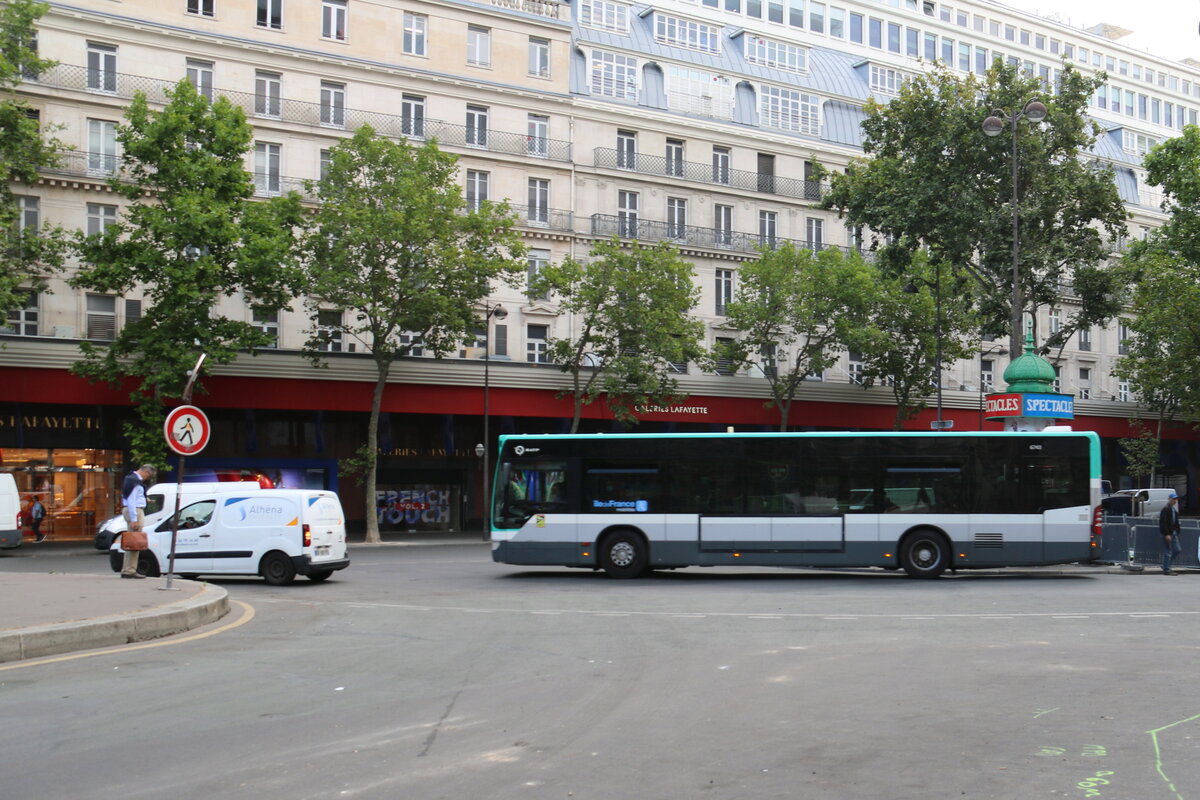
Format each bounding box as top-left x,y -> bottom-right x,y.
0,600 -> 256,672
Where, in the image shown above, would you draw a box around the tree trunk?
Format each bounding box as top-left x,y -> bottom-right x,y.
364,359 -> 391,544
777,398 -> 791,432
569,366 -> 584,433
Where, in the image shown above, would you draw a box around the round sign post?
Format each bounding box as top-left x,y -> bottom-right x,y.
162,404 -> 211,589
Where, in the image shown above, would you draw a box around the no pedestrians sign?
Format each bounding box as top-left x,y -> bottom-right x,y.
164,405 -> 211,456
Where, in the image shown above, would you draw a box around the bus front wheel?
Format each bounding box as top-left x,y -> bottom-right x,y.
900,531 -> 949,579
599,531 -> 649,579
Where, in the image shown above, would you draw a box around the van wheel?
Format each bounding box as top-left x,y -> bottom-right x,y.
307,570 -> 334,583
261,552 -> 297,586
599,530 -> 649,578
136,552 -> 161,578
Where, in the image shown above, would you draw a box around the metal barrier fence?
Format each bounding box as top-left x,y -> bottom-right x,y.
1099,516 -> 1200,569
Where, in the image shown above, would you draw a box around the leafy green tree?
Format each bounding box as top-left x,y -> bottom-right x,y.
853,252 -> 978,429
72,81 -> 306,466
824,61 -> 1127,357
1120,421 -> 1162,489
716,245 -> 875,431
302,125 -> 526,543
1,0 -> 67,321
1116,126 -> 1200,420
528,238 -> 705,433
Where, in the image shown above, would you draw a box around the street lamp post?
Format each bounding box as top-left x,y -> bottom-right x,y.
479,303 -> 507,541
982,99 -> 1048,355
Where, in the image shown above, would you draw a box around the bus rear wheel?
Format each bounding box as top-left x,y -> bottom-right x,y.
900,531 -> 949,579
599,531 -> 649,579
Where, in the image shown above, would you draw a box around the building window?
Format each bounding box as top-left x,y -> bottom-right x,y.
1118,380 -> 1130,402
848,351 -> 865,384
185,60 -> 214,101
316,309 -> 343,352
255,72 -> 281,118
618,190 -> 638,238
1078,367 -> 1091,400
869,64 -> 910,95
712,146 -> 730,184
580,0 -> 630,33
527,178 -> 549,225
759,85 -> 820,135
666,66 -> 733,119
401,95 -> 425,138
665,139 -> 684,178
87,119 -> 118,175
1118,322 -> 1130,355
806,217 -> 824,251
86,294 -> 117,340
16,195 -> 38,236
466,105 -> 488,147
759,210 -> 777,247
527,249 -> 550,298
86,43 -> 117,93
591,49 -> 637,100
1052,365 -> 1061,393
1078,327 -> 1092,352
527,325 -> 550,363
465,170 -> 489,211
86,203 -> 117,236
403,13 -> 427,56
654,14 -> 721,54
527,114 -> 549,158
252,307 -> 279,348
187,0 -> 215,17
320,82 -> 346,127
980,358 -> 994,391
253,142 -> 281,196
1122,130 -> 1158,157
467,26 -> 491,67
529,37 -> 550,78
715,336 -> 736,375
319,149 -> 331,182
616,129 -> 636,170
322,0 -> 347,40
714,204 -> 733,247
1048,309 -> 1062,336
2,290 -> 38,336
715,268 -> 733,315
666,197 -> 687,241
257,0 -> 282,30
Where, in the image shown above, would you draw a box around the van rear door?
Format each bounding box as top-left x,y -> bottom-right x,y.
304,493 -> 346,562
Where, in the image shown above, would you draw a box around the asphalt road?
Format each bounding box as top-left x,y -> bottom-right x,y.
3,546 -> 1197,800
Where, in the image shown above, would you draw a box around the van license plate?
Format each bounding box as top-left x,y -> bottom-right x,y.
315,545 -> 330,556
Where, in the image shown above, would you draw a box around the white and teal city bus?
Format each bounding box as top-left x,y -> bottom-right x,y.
489,431 -> 1103,578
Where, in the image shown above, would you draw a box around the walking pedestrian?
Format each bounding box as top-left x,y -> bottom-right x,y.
1159,491 -> 1182,575
120,464 -> 156,579
30,495 -> 46,543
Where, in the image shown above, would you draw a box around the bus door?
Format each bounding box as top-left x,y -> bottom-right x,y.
1021,448 -> 1090,557
763,455 -> 846,552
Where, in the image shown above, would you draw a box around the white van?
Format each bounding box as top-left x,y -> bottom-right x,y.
110,488 -> 349,585
94,481 -> 263,550
0,474 -> 20,549
1118,488 -> 1180,518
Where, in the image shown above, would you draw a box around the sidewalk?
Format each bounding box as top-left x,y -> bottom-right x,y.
0,535 -> 487,664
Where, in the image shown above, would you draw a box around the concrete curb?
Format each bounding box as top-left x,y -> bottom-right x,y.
0,582 -> 229,664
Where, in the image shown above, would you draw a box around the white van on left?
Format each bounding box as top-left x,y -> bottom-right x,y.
0,474 -> 21,548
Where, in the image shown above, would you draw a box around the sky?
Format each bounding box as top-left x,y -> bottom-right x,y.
994,0 -> 1200,64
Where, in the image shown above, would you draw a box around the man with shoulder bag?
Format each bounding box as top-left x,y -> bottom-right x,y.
120,464 -> 156,579
1159,491 -> 1182,575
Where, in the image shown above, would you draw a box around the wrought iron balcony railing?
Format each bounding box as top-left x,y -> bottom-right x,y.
590,213 -> 859,257
25,64 -> 573,162
594,148 -> 827,202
